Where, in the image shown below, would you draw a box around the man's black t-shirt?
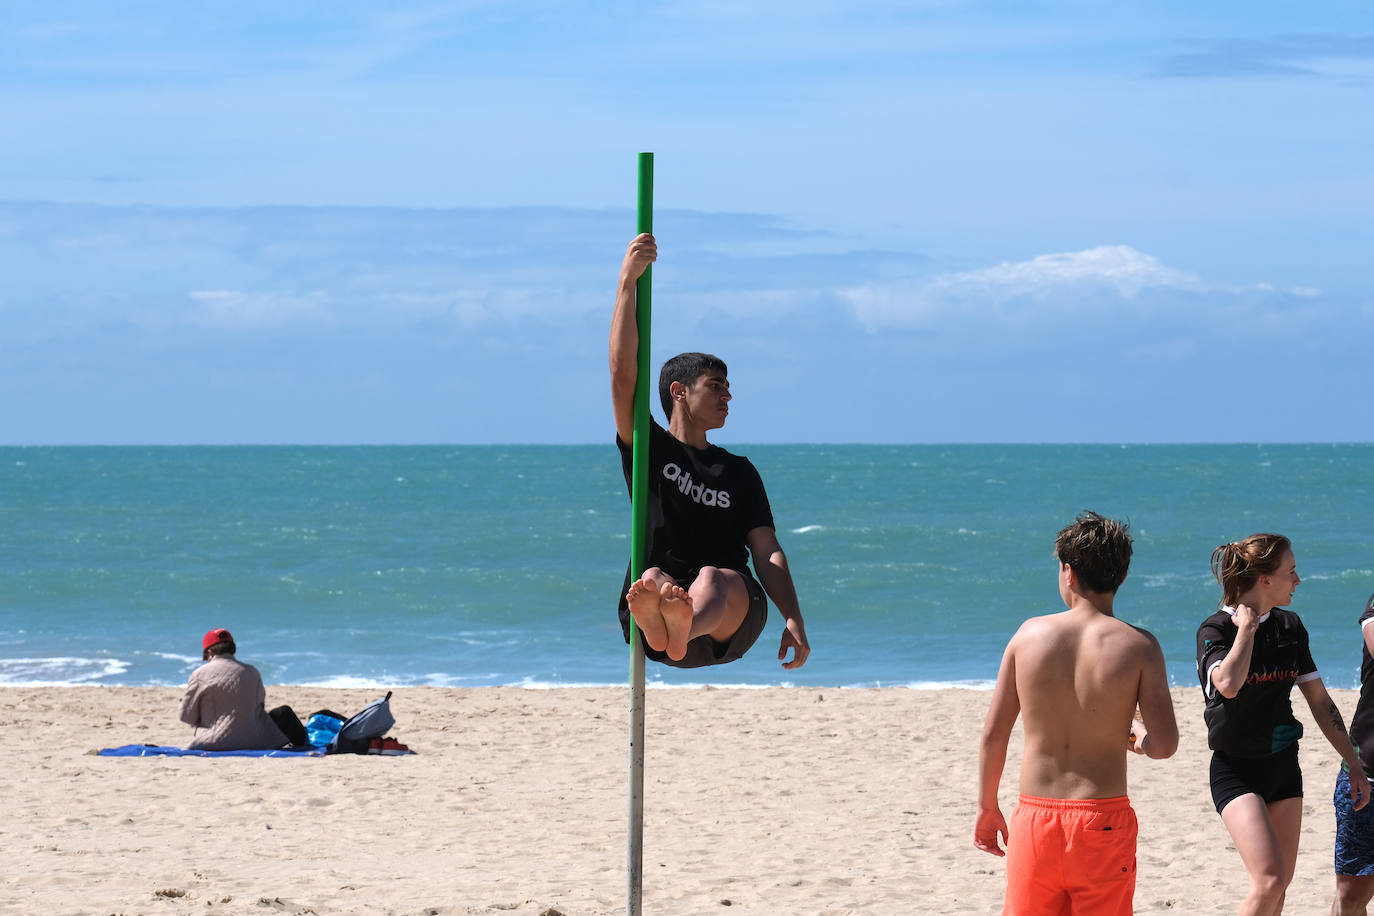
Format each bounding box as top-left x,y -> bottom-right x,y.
1196,606 -> 1319,758
1346,595 -> 1374,766
615,420 -> 774,640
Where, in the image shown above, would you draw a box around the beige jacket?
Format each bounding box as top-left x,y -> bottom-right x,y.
178,656 -> 288,751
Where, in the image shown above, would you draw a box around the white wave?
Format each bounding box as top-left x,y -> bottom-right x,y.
829,678 -> 996,690
296,674 -> 411,689
902,679 -> 996,690
0,656 -> 130,686
516,677 -> 625,689
644,681 -> 786,690
791,524 -> 824,535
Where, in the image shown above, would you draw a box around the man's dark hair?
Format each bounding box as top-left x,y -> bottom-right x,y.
658,352 -> 728,420
1055,511 -> 1133,595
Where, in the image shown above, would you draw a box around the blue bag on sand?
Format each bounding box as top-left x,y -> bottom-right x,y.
304,711 -> 345,748
331,691 -> 396,755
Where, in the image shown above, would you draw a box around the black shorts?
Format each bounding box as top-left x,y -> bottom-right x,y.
1210,744 -> 1303,814
644,572 -> 769,669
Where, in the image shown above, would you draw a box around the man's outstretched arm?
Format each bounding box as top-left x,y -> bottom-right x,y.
609,233 -> 657,444
975,640 -> 1020,856
746,526 -> 809,670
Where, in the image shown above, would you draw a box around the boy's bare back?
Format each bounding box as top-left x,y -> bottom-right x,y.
1011,606 -> 1169,799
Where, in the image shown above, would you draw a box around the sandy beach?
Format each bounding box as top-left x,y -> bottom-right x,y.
0,684 -> 1359,915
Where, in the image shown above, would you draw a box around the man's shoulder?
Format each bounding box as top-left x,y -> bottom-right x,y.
708,441 -> 755,467
1013,609 -> 1158,656
617,418 -> 668,451
684,435 -> 760,475
207,656 -> 255,676
1012,611 -> 1067,634
1006,612 -> 1072,653
189,657 -> 232,685
1015,607 -> 1128,633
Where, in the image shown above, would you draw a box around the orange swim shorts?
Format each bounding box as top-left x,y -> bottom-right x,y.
1003,794 -> 1137,916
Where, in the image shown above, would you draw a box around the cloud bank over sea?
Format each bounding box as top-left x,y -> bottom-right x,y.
2,201 -> 1368,444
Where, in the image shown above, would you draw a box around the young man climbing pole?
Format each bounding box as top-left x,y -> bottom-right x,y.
610,232 -> 810,670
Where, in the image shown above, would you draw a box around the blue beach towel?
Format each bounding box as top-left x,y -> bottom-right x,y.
98,744 -> 324,758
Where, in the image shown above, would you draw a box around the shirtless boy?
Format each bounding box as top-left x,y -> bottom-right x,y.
975,511 -> 1179,915
610,233 -> 809,670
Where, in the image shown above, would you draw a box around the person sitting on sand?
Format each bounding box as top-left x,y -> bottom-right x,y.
609,233 -> 809,670
975,511 -> 1178,915
179,628 -> 307,750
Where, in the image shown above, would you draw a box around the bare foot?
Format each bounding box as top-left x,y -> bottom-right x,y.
626,577 -> 668,652
659,582 -> 694,661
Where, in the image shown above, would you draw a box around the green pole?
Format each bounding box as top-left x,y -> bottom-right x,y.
627,151 -> 653,916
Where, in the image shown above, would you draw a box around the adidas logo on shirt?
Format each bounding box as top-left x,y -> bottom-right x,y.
662,462 -> 732,508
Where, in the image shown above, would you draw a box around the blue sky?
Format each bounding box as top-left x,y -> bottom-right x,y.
1,3 -> 1370,443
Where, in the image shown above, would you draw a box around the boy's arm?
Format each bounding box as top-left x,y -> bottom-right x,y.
1298,678 -> 1371,810
1128,630 -> 1179,758
975,639 -> 1020,856
746,526 -> 809,670
609,234 -> 656,444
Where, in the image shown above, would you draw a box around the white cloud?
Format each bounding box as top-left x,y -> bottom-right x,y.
377,287 -> 582,326
190,290 -> 331,328
841,245 -> 1210,331
943,245 -> 1206,297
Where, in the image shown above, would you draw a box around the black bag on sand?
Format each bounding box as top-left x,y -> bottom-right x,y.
329,691 -> 396,755
268,704 -> 309,748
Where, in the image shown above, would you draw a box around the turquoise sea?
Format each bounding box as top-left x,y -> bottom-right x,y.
2,445 -> 1371,690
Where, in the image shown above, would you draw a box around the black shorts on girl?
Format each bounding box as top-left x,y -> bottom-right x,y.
1210,743 -> 1303,814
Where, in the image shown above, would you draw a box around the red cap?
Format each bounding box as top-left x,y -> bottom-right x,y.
202,628 -> 233,650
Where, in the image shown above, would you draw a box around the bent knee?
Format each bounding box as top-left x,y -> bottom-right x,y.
1248,871 -> 1289,902
688,566 -> 718,588
1336,879 -> 1374,911
1337,891 -> 1366,911
692,566 -> 747,596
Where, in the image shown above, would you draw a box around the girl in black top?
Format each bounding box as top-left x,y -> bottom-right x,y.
1196,533 -> 1369,916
